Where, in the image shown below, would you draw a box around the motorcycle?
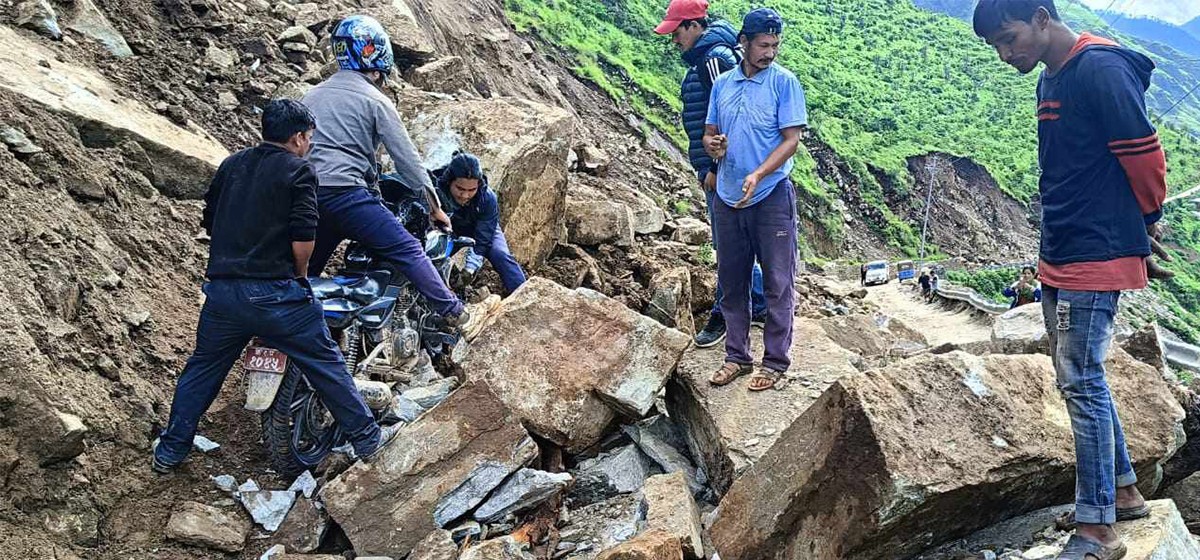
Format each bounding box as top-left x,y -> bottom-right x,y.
241,175 -> 474,478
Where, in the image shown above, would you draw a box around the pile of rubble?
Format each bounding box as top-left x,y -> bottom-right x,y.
151,275 -> 1200,560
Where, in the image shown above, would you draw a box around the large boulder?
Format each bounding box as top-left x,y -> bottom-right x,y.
666,319 -> 861,495
322,381 -> 539,558
991,303 -> 1048,355
1122,323 -> 1171,379
709,350 -> 1185,560
1159,472 -> 1200,532
0,27 -> 227,198
359,0 -> 437,70
405,56 -> 471,94
566,198 -> 635,247
462,278 -> 690,452
402,93 -> 576,268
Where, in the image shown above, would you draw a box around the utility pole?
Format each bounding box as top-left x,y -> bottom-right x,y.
917,157 -> 937,269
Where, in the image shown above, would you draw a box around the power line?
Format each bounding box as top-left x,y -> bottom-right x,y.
1161,82 -> 1200,120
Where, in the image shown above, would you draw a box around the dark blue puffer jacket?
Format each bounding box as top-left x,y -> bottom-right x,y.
681,20 -> 740,182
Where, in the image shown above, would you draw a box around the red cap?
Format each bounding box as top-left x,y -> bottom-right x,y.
654,0 -> 709,34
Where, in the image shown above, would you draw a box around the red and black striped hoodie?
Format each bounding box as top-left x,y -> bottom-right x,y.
1035,33 -> 1167,291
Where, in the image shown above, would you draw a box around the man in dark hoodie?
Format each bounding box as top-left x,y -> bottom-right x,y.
974,2 -> 1168,558
432,152 -> 527,295
655,0 -> 767,348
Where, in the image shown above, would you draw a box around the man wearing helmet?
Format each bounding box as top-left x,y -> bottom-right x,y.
431,152 -> 527,295
302,14 -> 468,325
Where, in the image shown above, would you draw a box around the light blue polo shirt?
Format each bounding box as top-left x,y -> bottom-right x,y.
706,63 -> 808,207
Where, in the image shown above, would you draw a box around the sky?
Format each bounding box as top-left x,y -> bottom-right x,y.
1078,0 -> 1200,25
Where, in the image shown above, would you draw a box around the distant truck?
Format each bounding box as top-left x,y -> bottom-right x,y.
864,260 -> 890,286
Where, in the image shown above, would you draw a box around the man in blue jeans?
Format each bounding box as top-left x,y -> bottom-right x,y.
153,100 -> 399,473
432,152 -> 527,295
302,15 -> 468,325
654,0 -> 766,348
975,2 -> 1168,558
703,8 -> 806,392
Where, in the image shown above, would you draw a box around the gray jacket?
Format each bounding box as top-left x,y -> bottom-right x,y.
302,70 -> 432,192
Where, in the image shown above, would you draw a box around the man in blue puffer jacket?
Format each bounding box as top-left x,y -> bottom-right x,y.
656,0 -> 767,348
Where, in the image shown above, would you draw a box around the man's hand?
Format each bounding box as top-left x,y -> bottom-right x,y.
431,207 -> 452,231
704,134 -> 728,160
735,172 -> 760,208
1147,222 -> 1164,241
702,171 -> 717,192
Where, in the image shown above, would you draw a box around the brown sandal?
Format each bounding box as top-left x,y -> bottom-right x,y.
710,362 -> 752,386
748,368 -> 784,392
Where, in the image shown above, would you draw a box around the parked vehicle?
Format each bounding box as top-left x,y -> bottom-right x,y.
864,260 -> 890,286
896,260 -> 915,282
242,174 -> 473,477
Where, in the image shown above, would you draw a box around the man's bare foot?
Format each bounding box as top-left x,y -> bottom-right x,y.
1115,484 -> 1145,510
1075,523 -> 1121,551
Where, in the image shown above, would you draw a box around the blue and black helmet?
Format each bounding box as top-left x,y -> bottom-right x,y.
331,15 -> 394,75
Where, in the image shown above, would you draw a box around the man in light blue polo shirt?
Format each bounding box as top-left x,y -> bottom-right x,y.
703,7 -> 807,392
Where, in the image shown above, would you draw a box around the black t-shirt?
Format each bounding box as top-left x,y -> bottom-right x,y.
202,144 -> 318,279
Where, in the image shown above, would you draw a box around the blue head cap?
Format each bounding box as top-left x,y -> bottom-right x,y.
740,8 -> 784,38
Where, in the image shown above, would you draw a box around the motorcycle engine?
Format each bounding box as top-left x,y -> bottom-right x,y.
391,325 -> 420,363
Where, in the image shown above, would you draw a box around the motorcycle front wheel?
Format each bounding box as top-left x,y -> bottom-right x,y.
261,363 -> 343,479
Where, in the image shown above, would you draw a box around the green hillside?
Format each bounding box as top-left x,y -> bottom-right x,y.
505,0 -> 1200,340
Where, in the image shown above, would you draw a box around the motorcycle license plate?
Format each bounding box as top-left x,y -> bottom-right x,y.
244,346 -> 288,374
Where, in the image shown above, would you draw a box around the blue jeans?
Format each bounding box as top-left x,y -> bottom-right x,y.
464,227 -> 527,295
309,187 -> 463,317
1042,286 -> 1136,525
706,189 -> 767,318
712,181 -> 797,371
155,279 -> 380,465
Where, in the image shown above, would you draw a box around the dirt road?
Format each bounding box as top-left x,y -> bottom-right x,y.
864,281 -> 994,347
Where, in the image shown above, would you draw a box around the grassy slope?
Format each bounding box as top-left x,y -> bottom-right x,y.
505,0 -> 1200,341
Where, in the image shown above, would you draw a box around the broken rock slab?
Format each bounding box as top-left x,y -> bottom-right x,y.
641,473 -> 703,560
570,444 -> 660,507
621,422 -> 705,500
403,93 -> 576,268
0,26 -> 227,198
274,497 -> 328,553
645,267 -> 694,336
709,351 -> 1185,560
435,460 -> 519,527
64,0 -> 133,58
474,468 -> 572,523
16,0 -> 61,40
595,529 -> 682,560
666,318 -> 861,496
991,303 -> 1049,355
166,501 -> 251,553
463,278 -> 690,452
240,490 -> 296,532
1120,499 -> 1200,558
322,381 -> 538,557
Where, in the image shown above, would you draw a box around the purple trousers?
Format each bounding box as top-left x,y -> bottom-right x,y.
711,179 -> 797,371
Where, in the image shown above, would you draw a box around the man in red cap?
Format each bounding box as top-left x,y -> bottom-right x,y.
656,0 -> 767,349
